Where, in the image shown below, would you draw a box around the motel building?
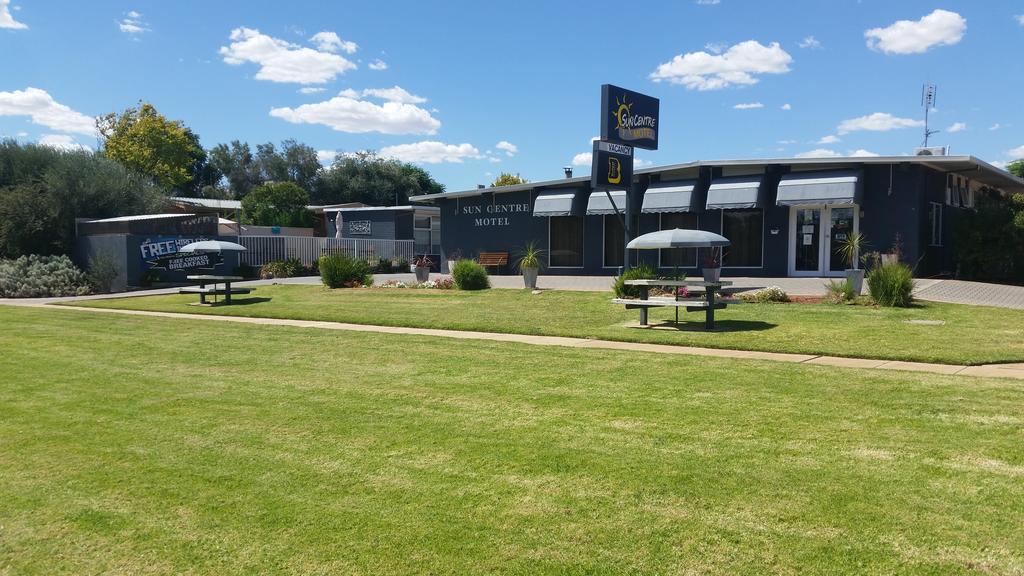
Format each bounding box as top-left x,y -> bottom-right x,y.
411,154 -> 1024,278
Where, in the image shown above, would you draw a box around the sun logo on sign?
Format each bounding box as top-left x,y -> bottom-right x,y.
613,95 -> 632,131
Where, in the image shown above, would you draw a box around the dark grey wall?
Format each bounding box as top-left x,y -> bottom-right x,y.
333,209 -> 416,241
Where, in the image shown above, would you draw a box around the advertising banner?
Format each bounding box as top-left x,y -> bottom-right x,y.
600,84 -> 660,150
591,140 -> 634,192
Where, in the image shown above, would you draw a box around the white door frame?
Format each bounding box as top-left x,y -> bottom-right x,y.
787,204 -> 858,277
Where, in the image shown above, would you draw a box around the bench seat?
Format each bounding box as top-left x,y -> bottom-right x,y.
179,287 -> 252,295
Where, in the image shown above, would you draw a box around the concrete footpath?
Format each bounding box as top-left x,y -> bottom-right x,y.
17,302 -> 1024,381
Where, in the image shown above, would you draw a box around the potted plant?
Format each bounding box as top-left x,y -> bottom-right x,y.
701,247 -> 722,283
411,255 -> 433,283
515,242 -> 545,289
446,249 -> 463,274
835,231 -> 867,295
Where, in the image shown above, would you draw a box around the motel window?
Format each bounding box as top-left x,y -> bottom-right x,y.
603,215 -> 624,268
929,202 -> 943,246
659,212 -> 698,268
721,209 -> 763,268
550,216 -> 584,267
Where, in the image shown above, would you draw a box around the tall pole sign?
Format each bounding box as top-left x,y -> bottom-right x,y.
592,84 -> 659,270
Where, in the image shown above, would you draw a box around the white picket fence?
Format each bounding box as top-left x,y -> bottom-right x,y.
237,236 -> 415,267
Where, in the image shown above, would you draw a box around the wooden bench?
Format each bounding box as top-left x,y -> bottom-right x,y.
478,252 -> 509,272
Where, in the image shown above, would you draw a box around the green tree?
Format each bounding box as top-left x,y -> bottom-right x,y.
208,140 -> 261,199
241,182 -> 311,227
1008,160 -> 1024,179
491,172 -> 528,187
255,139 -> 321,192
314,151 -> 443,206
0,140 -> 164,258
96,102 -> 205,190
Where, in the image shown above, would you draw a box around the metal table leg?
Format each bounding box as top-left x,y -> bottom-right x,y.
706,287 -> 716,330
639,286 -> 649,326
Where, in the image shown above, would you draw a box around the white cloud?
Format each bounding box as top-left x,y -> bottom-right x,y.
865,9 -> 966,55
849,149 -> 880,157
634,158 -> 654,168
837,112 -> 923,135
309,31 -> 357,54
781,103 -> 791,110
38,134 -> 90,151
337,88 -> 360,99
817,135 -> 840,144
947,122 -> 967,133
316,149 -> 337,165
0,0 -> 27,29
704,42 -> 727,54
733,102 -> 764,110
1016,15 -> 1024,26
695,0 -> 720,4
368,59 -> 388,71
270,93 -> 440,135
495,140 -> 518,156
571,152 -> 592,167
360,86 -> 426,104
798,36 -> 821,49
298,87 -> 326,94
795,148 -> 841,158
379,141 -> 480,164
220,27 -> 357,84
1009,145 -> 1024,160
650,40 -> 793,90
990,160 -> 1008,169
0,87 -> 95,135
119,11 -> 149,35
777,139 -> 797,145
989,123 -> 1001,131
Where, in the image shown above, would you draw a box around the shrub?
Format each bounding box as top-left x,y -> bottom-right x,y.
0,254 -> 91,298
451,259 -> 489,290
86,252 -> 120,293
612,264 -> 656,298
374,258 -> 395,274
260,258 -> 304,279
824,279 -> 856,304
740,286 -> 790,303
867,262 -> 915,307
318,253 -> 372,289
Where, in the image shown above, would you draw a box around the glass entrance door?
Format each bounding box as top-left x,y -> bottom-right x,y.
793,208 -> 822,274
828,207 -> 855,273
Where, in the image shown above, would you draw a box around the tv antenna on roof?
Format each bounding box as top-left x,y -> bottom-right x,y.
921,83 -> 939,147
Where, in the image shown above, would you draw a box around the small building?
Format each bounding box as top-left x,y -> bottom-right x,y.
411,155 -> 1024,277
324,205 -> 441,258
75,213 -> 240,291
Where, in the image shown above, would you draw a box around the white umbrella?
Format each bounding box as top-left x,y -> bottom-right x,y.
626,228 -> 730,250
178,240 -> 248,253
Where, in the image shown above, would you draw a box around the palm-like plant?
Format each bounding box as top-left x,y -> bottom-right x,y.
516,242 -> 546,271
836,231 -> 867,270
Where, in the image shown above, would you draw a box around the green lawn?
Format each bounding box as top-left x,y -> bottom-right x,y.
70,284 -> 1024,365
2,305 -> 1024,574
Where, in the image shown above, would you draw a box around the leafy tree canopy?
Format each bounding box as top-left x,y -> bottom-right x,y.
314,151 -> 443,206
491,172 -> 528,187
241,181 -> 311,227
97,102 -> 205,191
1008,160 -> 1024,179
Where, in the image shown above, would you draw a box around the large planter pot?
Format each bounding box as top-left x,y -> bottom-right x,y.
702,267 -> 721,283
413,266 -> 430,283
846,268 -> 865,295
447,260 -> 457,274
522,267 -> 539,289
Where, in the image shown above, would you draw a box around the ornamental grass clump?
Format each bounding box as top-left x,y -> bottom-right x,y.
867,261 -> 915,307
740,286 -> 790,303
318,253 -> 372,289
612,264 -> 656,298
0,255 -> 92,298
451,259 -> 489,290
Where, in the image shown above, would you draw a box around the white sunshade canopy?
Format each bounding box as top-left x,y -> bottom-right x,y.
533,189 -> 583,217
178,240 -> 247,253
642,180 -> 698,213
706,176 -> 763,210
776,170 -> 862,206
586,189 -> 627,215
626,228 -> 730,249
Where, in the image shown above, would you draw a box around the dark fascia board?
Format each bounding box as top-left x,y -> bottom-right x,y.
410,155 -> 1024,203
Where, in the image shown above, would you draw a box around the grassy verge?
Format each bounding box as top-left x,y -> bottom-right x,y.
2,305 -> 1024,574
67,284 -> 1024,365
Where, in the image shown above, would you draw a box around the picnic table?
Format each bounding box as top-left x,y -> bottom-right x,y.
613,279 -> 737,329
180,275 -> 250,305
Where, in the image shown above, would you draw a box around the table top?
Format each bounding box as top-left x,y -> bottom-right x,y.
187,275 -> 243,281
625,279 -> 732,287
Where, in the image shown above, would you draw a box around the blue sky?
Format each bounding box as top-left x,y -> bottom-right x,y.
1,0 -> 1023,192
